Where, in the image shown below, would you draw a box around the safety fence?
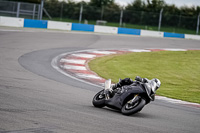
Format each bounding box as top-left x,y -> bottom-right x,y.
1,16 -> 200,40
1,0 -> 200,35
0,0 -> 40,19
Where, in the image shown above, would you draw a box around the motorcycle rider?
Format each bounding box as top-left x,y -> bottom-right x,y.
106,76 -> 161,98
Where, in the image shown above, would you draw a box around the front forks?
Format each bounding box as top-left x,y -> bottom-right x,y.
128,94 -> 140,105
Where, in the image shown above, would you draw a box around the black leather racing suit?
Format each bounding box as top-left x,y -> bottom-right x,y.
112,76 -> 146,90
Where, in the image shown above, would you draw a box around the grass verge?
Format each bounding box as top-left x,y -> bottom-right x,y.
89,51 -> 200,104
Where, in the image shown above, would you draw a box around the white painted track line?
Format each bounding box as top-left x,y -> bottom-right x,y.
128,49 -> 151,52
76,73 -> 103,80
71,54 -> 96,58
62,65 -> 87,70
88,51 -> 116,54
163,49 -> 187,51
60,59 -> 86,64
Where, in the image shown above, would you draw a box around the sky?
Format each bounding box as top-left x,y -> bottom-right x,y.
62,0 -> 200,7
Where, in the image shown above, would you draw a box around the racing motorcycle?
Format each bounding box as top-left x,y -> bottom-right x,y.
92,77 -> 160,115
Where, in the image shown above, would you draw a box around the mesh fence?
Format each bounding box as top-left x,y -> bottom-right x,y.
0,1 -> 40,19
43,3 -> 199,34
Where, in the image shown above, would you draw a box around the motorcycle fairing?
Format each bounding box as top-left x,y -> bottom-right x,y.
105,85 -> 145,110
143,81 -> 157,101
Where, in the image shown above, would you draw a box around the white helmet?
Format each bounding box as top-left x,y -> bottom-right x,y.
151,78 -> 161,93
154,78 -> 161,89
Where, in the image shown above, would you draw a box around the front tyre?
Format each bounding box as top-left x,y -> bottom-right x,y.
121,98 -> 146,115
92,90 -> 105,108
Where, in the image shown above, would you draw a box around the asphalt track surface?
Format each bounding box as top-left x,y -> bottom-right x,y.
0,27 -> 200,133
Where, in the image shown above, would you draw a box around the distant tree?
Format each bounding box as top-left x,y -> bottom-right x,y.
126,0 -> 146,11
103,2 -> 121,22
44,0 -> 60,17
124,0 -> 145,25
146,0 -> 166,12
7,0 -> 41,4
89,0 -> 114,7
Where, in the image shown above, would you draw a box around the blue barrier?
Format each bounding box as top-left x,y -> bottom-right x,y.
2,16 -> 193,39
72,23 -> 94,32
118,28 -> 140,35
164,32 -> 185,38
24,19 -> 48,28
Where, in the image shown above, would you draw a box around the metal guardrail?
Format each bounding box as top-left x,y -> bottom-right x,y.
0,1 -> 40,19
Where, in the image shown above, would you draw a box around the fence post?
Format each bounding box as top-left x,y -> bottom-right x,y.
79,2 -> 83,23
196,13 -> 200,35
16,2 -> 20,18
101,6 -> 104,20
37,5 -> 41,19
158,8 -> 163,31
43,8 -> 52,20
39,0 -> 44,20
119,7 -> 124,27
33,4 -> 36,19
60,2 -> 63,21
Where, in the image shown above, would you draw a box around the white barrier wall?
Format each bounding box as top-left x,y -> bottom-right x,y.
94,25 -> 118,34
47,21 -> 72,30
0,16 -> 24,27
141,30 -> 164,38
185,34 -> 200,40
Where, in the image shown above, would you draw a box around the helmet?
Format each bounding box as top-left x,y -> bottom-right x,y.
151,78 -> 161,93
154,78 -> 161,89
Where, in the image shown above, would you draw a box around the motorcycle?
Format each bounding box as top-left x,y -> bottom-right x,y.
92,78 -> 159,115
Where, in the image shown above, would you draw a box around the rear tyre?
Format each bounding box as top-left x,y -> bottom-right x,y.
92,90 -> 105,108
121,98 -> 146,115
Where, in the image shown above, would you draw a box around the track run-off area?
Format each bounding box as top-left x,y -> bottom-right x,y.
0,27 -> 200,133
51,48 -> 200,107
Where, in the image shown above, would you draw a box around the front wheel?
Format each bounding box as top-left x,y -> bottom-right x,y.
92,90 -> 106,108
121,98 -> 146,115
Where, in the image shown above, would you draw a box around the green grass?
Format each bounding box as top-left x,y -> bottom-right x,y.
89,51 -> 200,104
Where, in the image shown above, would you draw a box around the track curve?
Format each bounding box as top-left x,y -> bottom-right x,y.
0,27 -> 200,133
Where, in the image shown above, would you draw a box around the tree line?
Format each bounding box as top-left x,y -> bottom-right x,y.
7,0 -> 41,4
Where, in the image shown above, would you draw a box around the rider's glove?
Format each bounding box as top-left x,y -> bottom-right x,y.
112,83 -> 121,90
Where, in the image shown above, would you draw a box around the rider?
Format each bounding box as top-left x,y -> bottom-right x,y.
107,76 -> 161,97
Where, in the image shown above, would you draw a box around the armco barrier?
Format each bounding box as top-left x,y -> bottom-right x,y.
24,19 -> 48,28
164,32 -> 185,38
0,16 -> 24,27
1,16 -> 200,40
141,30 -> 163,38
118,27 -> 140,35
47,21 -> 72,31
71,23 -> 94,32
94,25 -> 118,34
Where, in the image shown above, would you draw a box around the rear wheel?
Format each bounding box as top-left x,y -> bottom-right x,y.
121,98 -> 146,115
92,90 -> 105,108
